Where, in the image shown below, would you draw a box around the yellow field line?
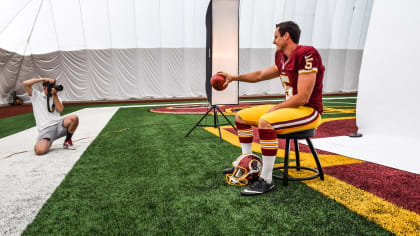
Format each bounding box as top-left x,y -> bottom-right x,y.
320,116 -> 355,124
305,175 -> 420,236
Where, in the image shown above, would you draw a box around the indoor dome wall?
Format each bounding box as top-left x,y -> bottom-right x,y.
0,0 -> 372,104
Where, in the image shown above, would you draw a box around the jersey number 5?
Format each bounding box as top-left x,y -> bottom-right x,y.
305,57 -> 313,70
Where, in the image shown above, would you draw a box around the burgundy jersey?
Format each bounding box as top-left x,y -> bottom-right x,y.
274,45 -> 324,113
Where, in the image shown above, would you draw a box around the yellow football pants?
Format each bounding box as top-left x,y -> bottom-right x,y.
236,105 -> 321,134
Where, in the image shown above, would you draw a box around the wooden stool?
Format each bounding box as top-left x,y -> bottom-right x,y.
273,129 -> 324,186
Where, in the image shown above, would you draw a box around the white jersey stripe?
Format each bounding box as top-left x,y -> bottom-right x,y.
272,111 -> 319,129
238,130 -> 253,134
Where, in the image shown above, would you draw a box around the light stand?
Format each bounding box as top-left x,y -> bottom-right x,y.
185,104 -> 236,143
185,0 -> 239,143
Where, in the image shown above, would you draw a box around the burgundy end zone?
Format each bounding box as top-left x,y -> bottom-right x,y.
323,162 -> 420,214
0,104 -> 33,118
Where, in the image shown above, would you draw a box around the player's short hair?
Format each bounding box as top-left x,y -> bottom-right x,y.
276,21 -> 301,44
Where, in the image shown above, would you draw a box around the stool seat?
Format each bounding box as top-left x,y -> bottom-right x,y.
273,129 -> 324,186
276,129 -> 315,139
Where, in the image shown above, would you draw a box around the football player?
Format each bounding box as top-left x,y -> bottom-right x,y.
219,21 -> 325,196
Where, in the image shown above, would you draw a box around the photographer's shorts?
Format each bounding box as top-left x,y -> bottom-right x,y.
37,118 -> 67,143
236,105 -> 321,134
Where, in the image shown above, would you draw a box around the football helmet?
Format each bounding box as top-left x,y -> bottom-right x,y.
226,154 -> 262,186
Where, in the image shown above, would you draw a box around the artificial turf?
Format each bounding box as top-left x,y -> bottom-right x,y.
15,98 -> 392,235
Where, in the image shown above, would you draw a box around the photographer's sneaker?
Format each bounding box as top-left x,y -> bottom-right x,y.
240,178 -> 274,196
63,140 -> 76,150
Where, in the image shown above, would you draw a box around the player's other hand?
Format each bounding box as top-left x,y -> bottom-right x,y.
217,71 -> 234,88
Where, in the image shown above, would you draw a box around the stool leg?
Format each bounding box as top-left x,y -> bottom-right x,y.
294,138 -> 301,171
283,138 -> 291,186
306,138 -> 324,180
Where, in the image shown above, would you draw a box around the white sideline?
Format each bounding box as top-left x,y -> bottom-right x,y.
0,107 -> 119,236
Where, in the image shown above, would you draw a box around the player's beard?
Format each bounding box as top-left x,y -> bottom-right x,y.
275,41 -> 286,52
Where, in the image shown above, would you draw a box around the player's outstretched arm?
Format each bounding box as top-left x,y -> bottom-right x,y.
219,65 -> 279,87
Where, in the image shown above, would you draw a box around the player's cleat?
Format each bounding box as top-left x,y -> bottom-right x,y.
240,178 -> 274,196
63,140 -> 76,150
223,167 -> 235,174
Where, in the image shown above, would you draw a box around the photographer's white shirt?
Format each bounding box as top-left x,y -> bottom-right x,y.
31,89 -> 62,132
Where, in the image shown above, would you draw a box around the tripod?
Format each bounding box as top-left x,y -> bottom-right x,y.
185,104 -> 237,142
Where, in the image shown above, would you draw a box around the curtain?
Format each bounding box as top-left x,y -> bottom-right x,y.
0,0 -> 372,104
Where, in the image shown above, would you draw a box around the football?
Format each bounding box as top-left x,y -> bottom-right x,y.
210,74 -> 228,91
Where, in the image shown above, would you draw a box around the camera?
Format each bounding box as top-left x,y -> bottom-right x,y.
45,82 -> 63,93
44,82 -> 63,112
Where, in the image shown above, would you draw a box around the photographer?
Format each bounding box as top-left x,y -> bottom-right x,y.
23,78 -> 79,155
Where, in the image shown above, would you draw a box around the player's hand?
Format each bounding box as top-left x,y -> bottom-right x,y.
217,71 -> 235,88
267,104 -> 281,113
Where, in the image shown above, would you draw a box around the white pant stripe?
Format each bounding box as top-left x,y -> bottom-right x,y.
272,111 -> 319,129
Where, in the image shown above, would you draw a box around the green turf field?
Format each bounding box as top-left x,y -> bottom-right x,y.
1,96 -> 392,235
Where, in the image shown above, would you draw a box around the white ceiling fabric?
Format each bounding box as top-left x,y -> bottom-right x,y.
0,0 -> 372,104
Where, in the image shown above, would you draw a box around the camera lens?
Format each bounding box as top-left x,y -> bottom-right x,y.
55,85 -> 63,91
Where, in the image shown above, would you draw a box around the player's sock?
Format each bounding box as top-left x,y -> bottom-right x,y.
65,132 -> 73,142
258,128 -> 278,184
240,143 -> 252,155
236,122 -> 253,155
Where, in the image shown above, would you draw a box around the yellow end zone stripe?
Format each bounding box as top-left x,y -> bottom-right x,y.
320,116 -> 355,124
323,107 -> 356,114
305,175 -> 420,236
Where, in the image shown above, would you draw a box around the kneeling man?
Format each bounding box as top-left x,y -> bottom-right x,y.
23,78 -> 79,155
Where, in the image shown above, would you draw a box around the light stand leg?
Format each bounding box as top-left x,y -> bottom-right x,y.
185,105 -> 236,143
185,105 -> 215,137
213,107 -> 223,143
216,106 -> 236,131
